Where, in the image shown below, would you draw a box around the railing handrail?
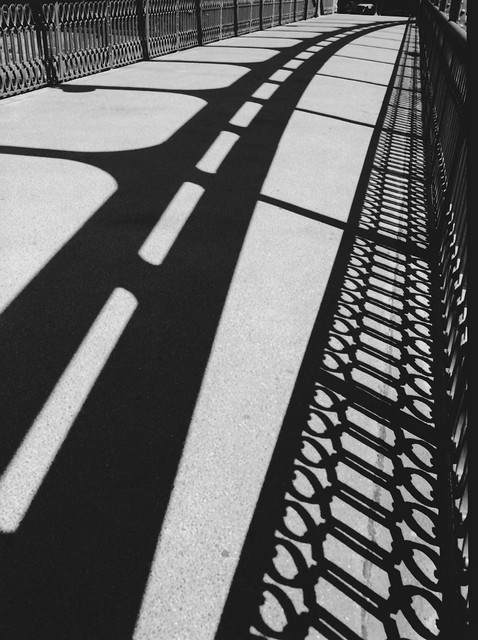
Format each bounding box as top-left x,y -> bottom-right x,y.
434,6 -> 467,49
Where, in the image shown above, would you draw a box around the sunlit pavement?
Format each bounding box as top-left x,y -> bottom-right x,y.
0,14 -> 421,640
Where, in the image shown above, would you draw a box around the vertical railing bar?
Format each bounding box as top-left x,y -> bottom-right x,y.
233,0 -> 238,34
144,0 -> 150,58
2,7 -> 10,66
106,0 -> 113,67
137,0 -> 150,59
53,1 -> 64,81
195,0 -> 202,46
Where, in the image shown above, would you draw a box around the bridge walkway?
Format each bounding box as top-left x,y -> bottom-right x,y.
0,13 -> 454,640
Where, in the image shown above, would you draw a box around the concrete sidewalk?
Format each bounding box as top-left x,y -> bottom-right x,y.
0,14 -> 414,640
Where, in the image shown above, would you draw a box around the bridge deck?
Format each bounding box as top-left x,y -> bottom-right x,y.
0,14 -> 447,640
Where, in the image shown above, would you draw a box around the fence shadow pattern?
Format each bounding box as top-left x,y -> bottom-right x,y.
216,19 -> 466,640
0,0 -> 329,98
418,3 -> 468,628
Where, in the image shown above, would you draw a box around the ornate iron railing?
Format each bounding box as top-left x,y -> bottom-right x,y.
294,0 -> 306,20
201,0 -> 222,43
0,0 -> 321,98
260,0 -> 278,28
1,3 -> 47,94
432,0 -> 467,31
418,0 -> 468,632
281,0 -> 292,22
306,0 -> 315,17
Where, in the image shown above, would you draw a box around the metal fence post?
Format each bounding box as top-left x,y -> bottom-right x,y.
195,0 -> 203,46
106,0 -> 113,67
220,0 -> 223,39
234,0 -> 238,34
144,0 -> 150,48
29,1 -> 55,84
137,0 -> 150,59
53,1 -> 64,81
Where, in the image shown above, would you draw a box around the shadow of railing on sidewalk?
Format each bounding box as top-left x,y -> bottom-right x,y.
0,18 -> 408,640
216,19 -> 461,640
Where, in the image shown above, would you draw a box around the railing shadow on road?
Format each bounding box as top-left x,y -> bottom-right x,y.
216,19 -> 467,640
0,16 -> 426,640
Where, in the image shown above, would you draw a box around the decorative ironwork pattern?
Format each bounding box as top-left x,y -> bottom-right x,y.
201,0 -> 222,43
46,2 -> 110,81
260,0 -> 279,29
418,0 -> 468,630
0,3 -> 48,95
1,0 -> 313,98
217,18 -> 466,639
148,0 -> 178,56
109,0 -> 143,66
177,0 -> 199,50
281,0 -> 293,23
250,0 -> 259,30
221,0 -> 235,38
236,0 -> 252,35
295,0 -> 306,21
271,0 -> 280,25
306,0 -> 316,19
